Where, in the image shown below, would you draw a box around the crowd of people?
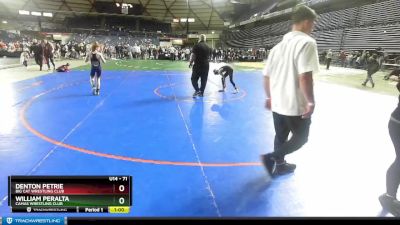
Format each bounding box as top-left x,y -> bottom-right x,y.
0,35 -> 36,55
1,30 -> 270,65
21,39 -> 56,71
0,39 -> 25,53
318,48 -> 400,87
320,49 -> 386,70
211,48 -> 266,62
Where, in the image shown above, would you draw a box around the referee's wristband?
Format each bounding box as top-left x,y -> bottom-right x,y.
307,102 -> 315,106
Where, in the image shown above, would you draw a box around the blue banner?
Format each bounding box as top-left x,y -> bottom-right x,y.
1,217 -> 65,225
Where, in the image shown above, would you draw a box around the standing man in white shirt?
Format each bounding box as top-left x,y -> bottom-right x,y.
261,5 -> 319,177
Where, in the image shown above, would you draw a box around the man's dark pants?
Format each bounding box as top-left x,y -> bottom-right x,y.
272,112 -> 311,161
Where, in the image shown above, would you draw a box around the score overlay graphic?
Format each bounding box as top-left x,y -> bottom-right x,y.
8,176 -> 132,213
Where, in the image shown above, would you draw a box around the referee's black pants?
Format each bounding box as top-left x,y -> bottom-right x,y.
35,56 -> 43,71
191,63 -> 209,93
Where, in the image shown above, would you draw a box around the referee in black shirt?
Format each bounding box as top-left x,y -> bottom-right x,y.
189,34 -> 211,97
30,39 -> 44,71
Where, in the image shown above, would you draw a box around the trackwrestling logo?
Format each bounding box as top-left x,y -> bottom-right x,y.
2,217 -> 64,225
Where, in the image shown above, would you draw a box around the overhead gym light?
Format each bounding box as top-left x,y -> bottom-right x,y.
43,12 -> 53,17
31,11 -> 42,16
18,10 -> 30,15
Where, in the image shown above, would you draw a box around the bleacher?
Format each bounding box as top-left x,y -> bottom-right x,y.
0,31 -> 24,43
225,20 -> 291,41
312,29 -> 343,51
224,0 -> 400,53
342,23 -> 400,52
314,7 -> 357,31
358,0 -> 400,26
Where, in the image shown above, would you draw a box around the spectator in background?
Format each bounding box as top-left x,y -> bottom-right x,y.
127,45 -> 133,59
0,40 -> 6,50
339,50 -> 346,67
360,50 -> 367,69
320,50 -> 327,64
185,48 -> 191,61
134,44 -> 141,59
326,49 -> 333,70
362,54 -> 380,88
69,48 -> 79,59
14,41 -> 21,51
61,44 -> 67,58
147,47 -> 152,60
355,52 -> 362,69
54,43 -> 61,59
346,53 -> 353,68
8,41 -> 16,52
364,51 -> 371,70
175,48 -> 179,61
377,48 -> 385,70
140,45 -> 146,59
79,43 -> 85,57
213,49 -> 218,62
115,43 -> 120,59
20,49 -> 30,68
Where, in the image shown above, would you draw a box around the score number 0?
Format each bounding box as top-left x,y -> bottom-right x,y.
118,184 -> 126,205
